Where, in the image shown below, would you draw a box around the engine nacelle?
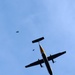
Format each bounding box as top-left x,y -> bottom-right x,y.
52,59 -> 55,63
38,59 -> 43,67
50,54 -> 55,63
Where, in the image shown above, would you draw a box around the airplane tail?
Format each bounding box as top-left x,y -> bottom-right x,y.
32,37 -> 44,43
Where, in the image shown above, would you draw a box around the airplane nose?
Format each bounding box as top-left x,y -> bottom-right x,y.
49,69 -> 53,75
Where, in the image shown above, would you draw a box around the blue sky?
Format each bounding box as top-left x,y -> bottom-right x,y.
0,0 -> 75,75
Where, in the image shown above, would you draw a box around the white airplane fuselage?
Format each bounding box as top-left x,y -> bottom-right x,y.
39,44 -> 53,75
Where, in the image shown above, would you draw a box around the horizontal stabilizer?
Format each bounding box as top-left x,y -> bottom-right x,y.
32,37 -> 44,43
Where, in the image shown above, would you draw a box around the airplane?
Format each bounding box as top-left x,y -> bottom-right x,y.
25,37 -> 66,75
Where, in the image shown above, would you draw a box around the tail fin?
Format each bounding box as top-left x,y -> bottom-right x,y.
32,37 -> 44,43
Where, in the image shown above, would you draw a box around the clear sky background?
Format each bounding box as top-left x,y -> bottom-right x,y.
0,0 -> 75,75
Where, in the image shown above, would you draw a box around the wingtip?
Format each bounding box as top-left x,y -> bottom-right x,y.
25,66 -> 27,68
25,65 -> 29,68
64,51 -> 66,53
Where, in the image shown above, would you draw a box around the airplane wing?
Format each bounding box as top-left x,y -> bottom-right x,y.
47,51 -> 66,61
25,51 -> 66,68
25,59 -> 44,68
